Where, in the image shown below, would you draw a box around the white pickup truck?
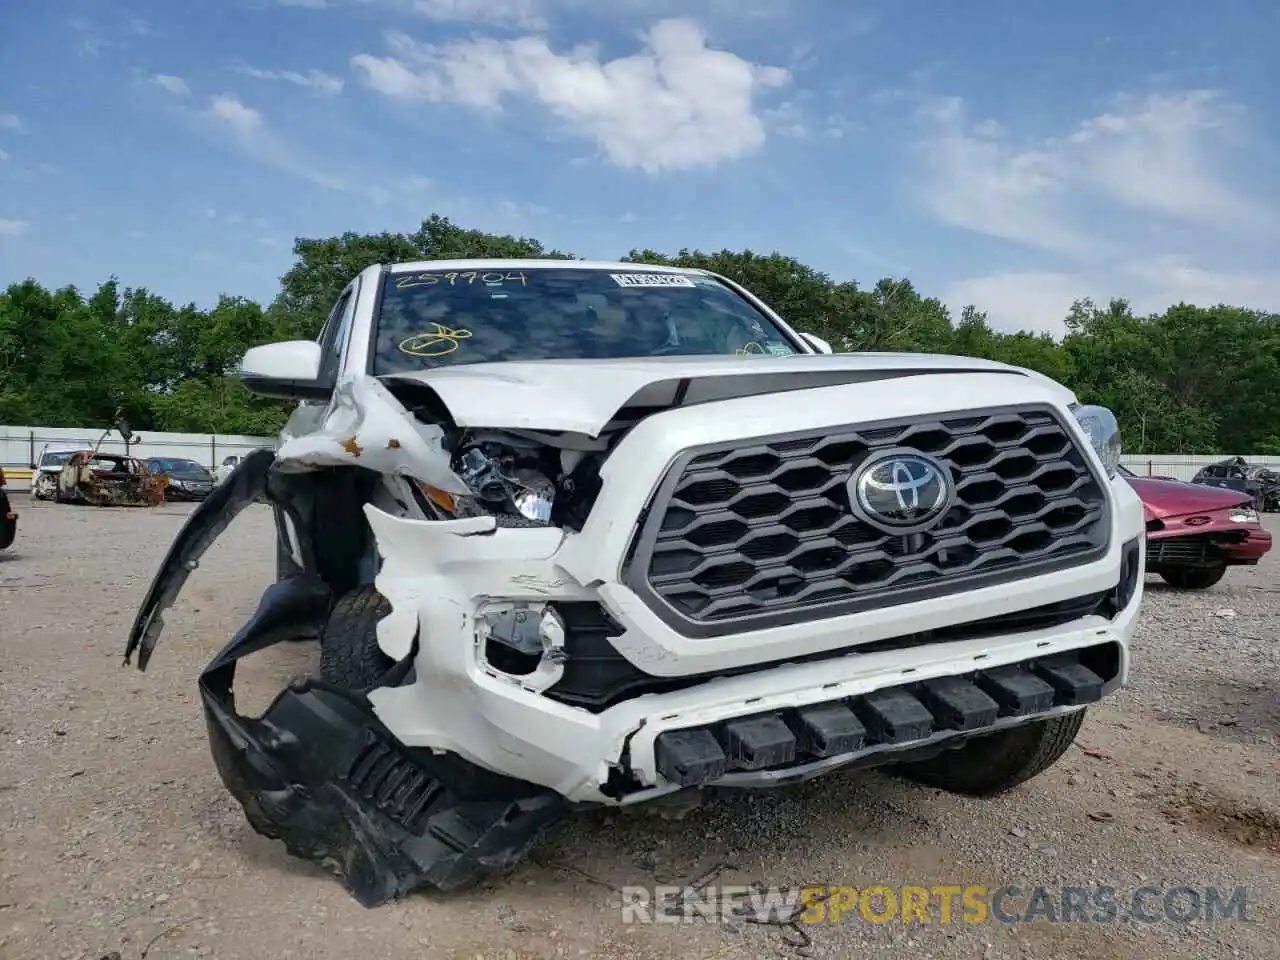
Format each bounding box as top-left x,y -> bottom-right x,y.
127,259 -> 1144,907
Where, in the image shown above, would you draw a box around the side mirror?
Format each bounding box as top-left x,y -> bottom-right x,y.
239,341 -> 329,400
798,332 -> 834,354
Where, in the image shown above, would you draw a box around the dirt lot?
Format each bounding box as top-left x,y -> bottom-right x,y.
1,497 -> 1276,960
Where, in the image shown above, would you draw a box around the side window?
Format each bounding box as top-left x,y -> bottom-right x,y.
317,287 -> 355,384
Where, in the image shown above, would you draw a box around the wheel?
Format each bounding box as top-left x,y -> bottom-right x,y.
32,475 -> 54,500
319,585 -> 395,691
894,710 -> 1086,797
1158,565 -> 1227,590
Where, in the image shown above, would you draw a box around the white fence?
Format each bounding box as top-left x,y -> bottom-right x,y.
1,424 -> 274,490
1119,454 -> 1279,482
2,422 -> 1275,492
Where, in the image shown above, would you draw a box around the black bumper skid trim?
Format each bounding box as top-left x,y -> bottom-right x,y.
654,642 -> 1120,789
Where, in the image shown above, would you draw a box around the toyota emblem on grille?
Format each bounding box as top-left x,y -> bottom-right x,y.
849,451 -> 954,534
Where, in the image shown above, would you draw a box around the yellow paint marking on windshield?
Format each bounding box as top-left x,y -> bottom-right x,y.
398,323 -> 473,357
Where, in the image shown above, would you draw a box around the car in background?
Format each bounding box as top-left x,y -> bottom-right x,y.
1120,464 -> 1272,588
57,452 -> 169,506
214,454 -> 241,485
145,458 -> 216,501
1190,456 -> 1280,512
31,442 -> 94,500
0,467 -> 16,550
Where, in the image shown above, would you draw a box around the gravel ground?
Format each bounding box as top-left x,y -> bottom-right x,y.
1,497 -> 1276,960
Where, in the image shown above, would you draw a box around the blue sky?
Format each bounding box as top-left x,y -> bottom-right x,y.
1,0 -> 1276,336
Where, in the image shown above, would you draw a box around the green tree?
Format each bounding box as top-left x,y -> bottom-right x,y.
2,214 -> 1277,455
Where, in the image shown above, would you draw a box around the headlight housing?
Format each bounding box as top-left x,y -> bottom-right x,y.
1071,404 -> 1121,478
1229,506 -> 1258,524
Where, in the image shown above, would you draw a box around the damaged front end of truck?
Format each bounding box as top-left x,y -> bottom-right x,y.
124,374 -> 599,907
126,343 -> 1139,909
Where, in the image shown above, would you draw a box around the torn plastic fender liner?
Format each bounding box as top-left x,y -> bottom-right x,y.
124,439 -> 571,905
198,575 -> 571,907
126,447 -> 279,671
126,372 -> 472,671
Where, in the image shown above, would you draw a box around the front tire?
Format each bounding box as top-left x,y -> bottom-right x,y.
1158,565 -> 1227,590
895,710 -> 1086,797
319,585 -> 395,691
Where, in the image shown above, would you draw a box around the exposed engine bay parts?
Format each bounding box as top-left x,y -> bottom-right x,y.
125,258 -> 1148,907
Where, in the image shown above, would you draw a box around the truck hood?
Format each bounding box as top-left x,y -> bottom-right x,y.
1125,474 -> 1252,519
382,353 -> 1059,436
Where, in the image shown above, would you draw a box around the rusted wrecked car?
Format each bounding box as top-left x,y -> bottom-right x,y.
56,451 -> 168,506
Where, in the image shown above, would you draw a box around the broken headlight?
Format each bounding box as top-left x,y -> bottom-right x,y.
421,442 -> 556,524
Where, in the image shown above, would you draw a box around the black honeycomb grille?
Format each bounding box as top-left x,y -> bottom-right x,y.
624,405 -> 1110,635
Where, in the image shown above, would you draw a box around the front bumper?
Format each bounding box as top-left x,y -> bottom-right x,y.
165,484 -> 213,501
1215,528 -> 1273,563
1147,526 -> 1273,566
364,461 -> 1145,804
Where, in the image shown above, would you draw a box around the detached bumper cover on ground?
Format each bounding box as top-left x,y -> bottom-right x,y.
125,450 -> 571,907
196,577 -> 569,907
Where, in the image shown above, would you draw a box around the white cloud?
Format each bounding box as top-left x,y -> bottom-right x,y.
943,272 -> 1091,337
412,0 -> 545,28
0,219 -> 30,236
0,113 -> 22,131
913,90 -> 1266,256
0,149 -> 8,161
913,97 -> 1099,258
352,17 -> 790,173
1065,91 -> 1259,229
152,74 -> 191,97
231,65 -> 344,96
68,19 -> 111,56
1123,256 -> 1280,312
202,94 -> 348,191
915,89 -> 1276,335
125,18 -> 159,37
944,258 -> 1280,339
207,94 -> 264,135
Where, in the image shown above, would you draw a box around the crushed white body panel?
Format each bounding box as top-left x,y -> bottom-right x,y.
358,369 -> 1145,803
274,374 -> 468,494
384,352 -> 1068,437
365,485 -> 1141,802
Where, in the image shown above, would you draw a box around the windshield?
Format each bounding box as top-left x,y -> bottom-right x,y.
371,267 -> 801,375
149,459 -> 209,477
40,451 -> 79,467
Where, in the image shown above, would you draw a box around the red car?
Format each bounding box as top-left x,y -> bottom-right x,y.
1120,465 -> 1273,589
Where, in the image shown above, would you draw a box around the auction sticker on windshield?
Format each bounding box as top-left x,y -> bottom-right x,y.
610,273 -> 696,288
